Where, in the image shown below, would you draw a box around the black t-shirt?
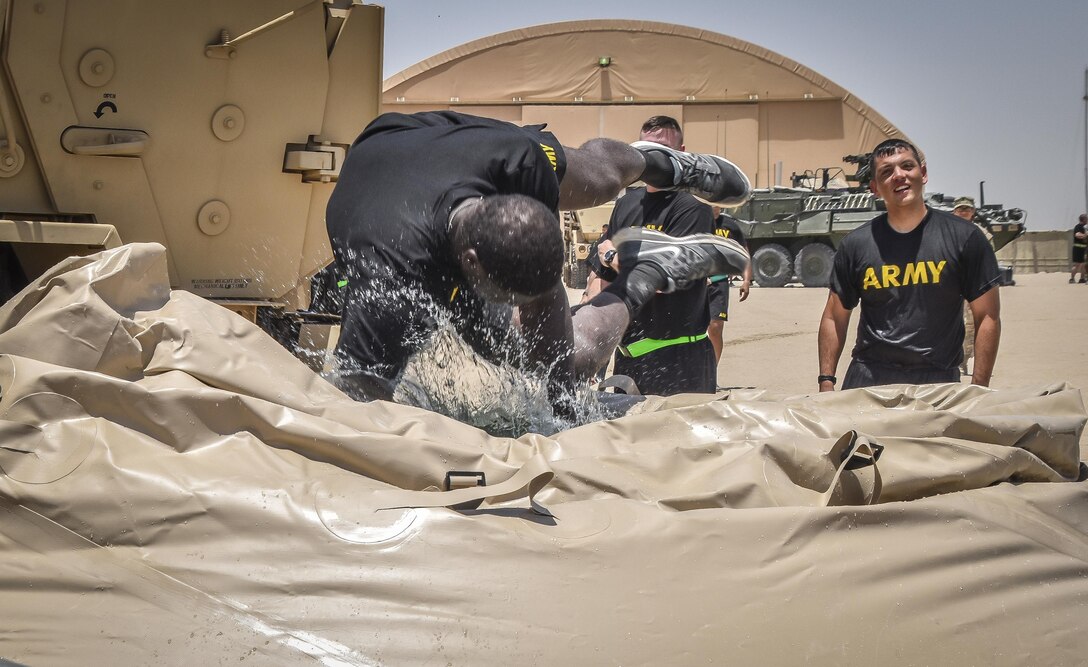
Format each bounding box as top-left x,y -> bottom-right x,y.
830,208 -> 1001,370
713,213 -> 748,247
1074,222 -> 1087,249
712,214 -> 748,286
325,111 -> 567,376
605,188 -> 714,342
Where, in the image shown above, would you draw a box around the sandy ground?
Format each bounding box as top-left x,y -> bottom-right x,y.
572,272 -> 1088,451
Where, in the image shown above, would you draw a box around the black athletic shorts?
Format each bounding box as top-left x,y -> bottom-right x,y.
842,358 -> 960,390
708,280 -> 729,321
1073,246 -> 1086,263
612,337 -> 716,396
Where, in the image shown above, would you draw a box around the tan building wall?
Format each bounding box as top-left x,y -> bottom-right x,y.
382,20 -> 907,189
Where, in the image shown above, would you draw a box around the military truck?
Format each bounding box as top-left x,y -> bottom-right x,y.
0,0 -> 383,359
562,201 -> 614,289
733,156 -> 1026,287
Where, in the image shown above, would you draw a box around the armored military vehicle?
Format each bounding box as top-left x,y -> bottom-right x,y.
562,202 -> 614,289
733,155 -> 1026,287
0,0 -> 384,354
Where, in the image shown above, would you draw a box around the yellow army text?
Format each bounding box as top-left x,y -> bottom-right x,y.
862,260 -> 946,290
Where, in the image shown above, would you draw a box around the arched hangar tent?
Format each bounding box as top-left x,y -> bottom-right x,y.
382,20 -> 908,189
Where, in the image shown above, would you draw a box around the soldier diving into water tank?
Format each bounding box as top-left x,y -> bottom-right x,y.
325,111 -> 752,414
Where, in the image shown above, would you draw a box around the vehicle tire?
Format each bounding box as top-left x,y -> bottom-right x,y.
751,244 -> 792,287
569,261 -> 589,290
794,243 -> 835,288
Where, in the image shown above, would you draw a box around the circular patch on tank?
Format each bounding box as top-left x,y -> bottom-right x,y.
0,393 -> 96,484
511,500 -> 612,540
314,478 -> 420,545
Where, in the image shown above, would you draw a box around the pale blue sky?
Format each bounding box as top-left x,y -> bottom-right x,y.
382,0 -> 1088,231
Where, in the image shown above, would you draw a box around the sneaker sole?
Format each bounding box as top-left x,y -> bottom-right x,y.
614,228 -> 751,275
631,141 -> 752,206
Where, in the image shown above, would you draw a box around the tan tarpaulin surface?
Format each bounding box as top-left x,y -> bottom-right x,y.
2,244 -> 1087,665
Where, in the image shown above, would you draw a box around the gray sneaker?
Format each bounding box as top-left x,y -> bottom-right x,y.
632,140 -> 752,206
614,227 -> 750,293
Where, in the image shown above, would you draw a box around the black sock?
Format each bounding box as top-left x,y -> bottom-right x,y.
602,263 -> 667,315
637,150 -> 676,189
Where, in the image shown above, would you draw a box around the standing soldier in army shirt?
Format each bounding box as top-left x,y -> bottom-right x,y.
595,116 -> 718,395
706,208 -> 752,365
816,139 -> 1002,391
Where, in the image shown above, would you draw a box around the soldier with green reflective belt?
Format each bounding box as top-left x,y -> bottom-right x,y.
596,116 -> 718,395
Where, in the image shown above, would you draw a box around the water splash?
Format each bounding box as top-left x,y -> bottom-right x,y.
392,321 -> 611,437
319,266 -> 614,437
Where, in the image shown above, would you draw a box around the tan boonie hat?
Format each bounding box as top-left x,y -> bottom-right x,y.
953,196 -> 976,210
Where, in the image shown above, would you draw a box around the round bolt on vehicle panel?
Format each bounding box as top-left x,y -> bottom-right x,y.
79,49 -> 115,87
212,105 -> 245,142
197,200 -> 231,236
